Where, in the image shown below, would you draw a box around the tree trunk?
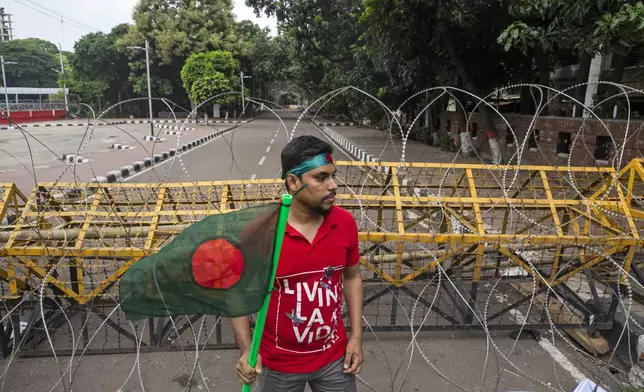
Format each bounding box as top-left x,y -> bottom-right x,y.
608,52 -> 627,99
488,137 -> 502,164
574,52 -> 592,117
431,93 -> 449,146
426,107 -> 435,145
481,106 -> 502,164
520,49 -> 535,115
423,92 -> 437,145
443,32 -> 501,163
612,54 -> 627,84
456,99 -> 475,157
535,47 -> 550,116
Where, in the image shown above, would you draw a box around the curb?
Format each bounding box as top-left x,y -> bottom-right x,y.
0,119 -> 247,130
313,120 -> 354,127
314,125 -> 388,175
143,135 -> 165,142
89,120 -> 252,184
61,154 -> 90,164
156,124 -> 196,132
111,143 -> 134,150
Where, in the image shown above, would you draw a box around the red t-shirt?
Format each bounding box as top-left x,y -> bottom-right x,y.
259,205 -> 360,373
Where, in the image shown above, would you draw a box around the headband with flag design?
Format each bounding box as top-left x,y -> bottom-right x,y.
283,153 -> 334,179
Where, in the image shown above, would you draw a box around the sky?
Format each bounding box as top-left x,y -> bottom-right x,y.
3,0 -> 277,52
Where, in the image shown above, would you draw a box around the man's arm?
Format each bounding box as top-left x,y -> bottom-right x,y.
344,217 -> 363,340
231,316 -> 252,354
232,316 -> 263,384
343,264 -> 363,339
343,263 -> 364,374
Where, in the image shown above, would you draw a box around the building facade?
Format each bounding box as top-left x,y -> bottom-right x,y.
439,111 -> 643,168
0,7 -> 13,42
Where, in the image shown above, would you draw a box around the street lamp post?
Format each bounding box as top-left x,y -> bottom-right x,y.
240,71 -> 252,117
128,40 -> 154,136
144,40 -> 153,135
51,68 -> 69,115
1,56 -> 17,122
57,43 -> 69,116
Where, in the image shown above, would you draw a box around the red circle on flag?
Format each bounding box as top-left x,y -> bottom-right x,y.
192,238 -> 244,289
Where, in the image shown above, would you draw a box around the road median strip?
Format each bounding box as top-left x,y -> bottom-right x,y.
111,143 -> 134,150
313,123 -> 387,174
313,120 -> 354,127
89,118 -> 256,184
61,154 -> 90,164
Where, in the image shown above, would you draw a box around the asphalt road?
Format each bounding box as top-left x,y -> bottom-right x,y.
123,111 -> 334,184
0,118 -> 255,194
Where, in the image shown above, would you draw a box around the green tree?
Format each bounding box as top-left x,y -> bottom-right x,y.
0,38 -> 59,87
359,0 -> 524,162
232,20 -> 286,101
180,50 -> 242,106
67,24 -> 131,109
246,0 -> 365,106
497,0 -> 644,115
117,0 -> 245,106
592,2 -> 644,99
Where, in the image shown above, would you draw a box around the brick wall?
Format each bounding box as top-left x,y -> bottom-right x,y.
440,112 -> 644,167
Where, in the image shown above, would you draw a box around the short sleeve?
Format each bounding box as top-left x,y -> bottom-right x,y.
346,216 -> 360,267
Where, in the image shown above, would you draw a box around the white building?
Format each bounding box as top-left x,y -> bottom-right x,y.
0,7 -> 13,42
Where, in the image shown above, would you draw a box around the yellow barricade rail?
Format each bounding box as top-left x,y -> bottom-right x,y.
0,159 -> 642,305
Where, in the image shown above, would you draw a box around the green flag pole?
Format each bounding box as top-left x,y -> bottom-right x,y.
242,193 -> 292,392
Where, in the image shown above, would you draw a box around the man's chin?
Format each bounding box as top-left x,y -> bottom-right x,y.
313,204 -> 333,216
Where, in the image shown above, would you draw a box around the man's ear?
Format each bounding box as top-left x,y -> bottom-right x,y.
286,173 -> 299,192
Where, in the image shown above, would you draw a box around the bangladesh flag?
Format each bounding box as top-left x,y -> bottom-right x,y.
119,196 -> 291,320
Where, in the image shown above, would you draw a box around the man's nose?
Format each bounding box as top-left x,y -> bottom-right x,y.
328,178 -> 338,190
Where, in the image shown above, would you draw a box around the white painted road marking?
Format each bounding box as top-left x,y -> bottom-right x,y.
122,123 -> 252,182
250,174 -> 256,180
492,291 -> 587,383
270,138 -> 274,144
34,165 -> 50,169
259,156 -> 266,166
0,169 -> 17,173
266,146 -> 271,153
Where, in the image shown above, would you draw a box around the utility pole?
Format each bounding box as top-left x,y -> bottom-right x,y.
240,71 -> 252,117
58,42 -> 69,116
1,55 -> 17,122
128,40 -> 154,136
240,71 -> 244,116
145,40 -> 153,135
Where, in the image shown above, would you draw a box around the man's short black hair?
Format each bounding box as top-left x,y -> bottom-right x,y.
281,135 -> 333,179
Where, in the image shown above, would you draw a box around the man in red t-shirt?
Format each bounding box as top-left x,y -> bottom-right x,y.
232,135 -> 364,391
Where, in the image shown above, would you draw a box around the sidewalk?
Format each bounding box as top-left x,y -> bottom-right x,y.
316,123 -> 482,164
0,117 -> 247,130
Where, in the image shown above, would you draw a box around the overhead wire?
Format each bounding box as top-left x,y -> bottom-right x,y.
12,0 -> 97,34
20,0 -> 97,32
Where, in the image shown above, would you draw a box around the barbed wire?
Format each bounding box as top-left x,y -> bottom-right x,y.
0,82 -> 642,392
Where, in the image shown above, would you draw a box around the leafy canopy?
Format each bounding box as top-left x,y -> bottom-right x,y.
180,50 -> 241,105
0,38 -> 59,88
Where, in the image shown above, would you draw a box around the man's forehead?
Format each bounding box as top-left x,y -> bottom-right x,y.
284,152 -> 335,179
307,163 -> 336,176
